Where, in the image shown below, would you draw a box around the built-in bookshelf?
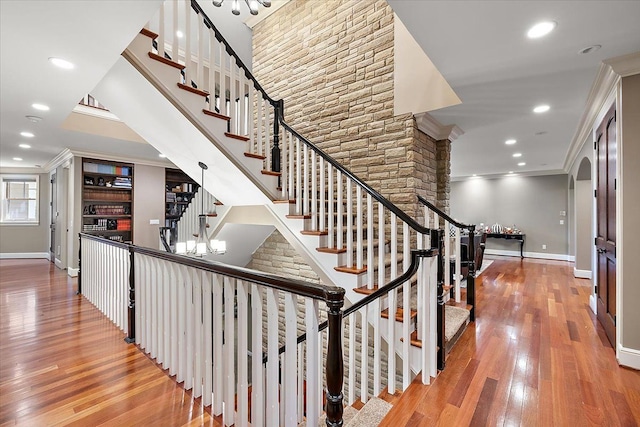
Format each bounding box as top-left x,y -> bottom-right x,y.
82,158 -> 133,244
164,169 -> 199,246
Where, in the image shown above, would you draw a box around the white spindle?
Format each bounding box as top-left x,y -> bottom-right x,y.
360,307 -> 368,403
197,13 -> 204,90
348,314 -> 355,405
203,271 -> 213,407
158,3 -> 165,58
337,171 -> 343,250
257,96 -> 264,155
402,222 -> 410,390
303,144 -> 309,216
319,158 -> 325,231
264,105 -> 271,168
193,268 -> 203,398
237,281 -> 249,426
281,124 -> 288,200
297,342 -> 304,424
328,164 -> 335,248
444,220 -> 451,289
185,267 -> 194,391
229,57 -> 237,135
251,284 -> 265,426
346,180 -> 353,267
378,203 -> 385,290
367,194 -> 373,289
428,255 -> 438,380
219,41 -> 226,117
373,297 -> 381,396
208,30 -> 216,110
284,293 -> 298,426
295,138 -> 302,215
171,1 -> 178,60
266,288 -> 279,427
177,264 -> 187,384
213,274 -> 224,415
150,257 -> 158,360
239,77 -> 246,138
163,261 -> 171,368
356,186 -> 363,270
387,284 -> 397,394
184,1 -> 191,85
305,299 -> 320,425
311,150 -> 317,230
288,132 -> 294,202
223,276 -> 235,426
135,252 -> 141,346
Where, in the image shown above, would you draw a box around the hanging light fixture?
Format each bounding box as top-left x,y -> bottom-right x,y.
212,0 -> 271,16
175,162 -> 226,257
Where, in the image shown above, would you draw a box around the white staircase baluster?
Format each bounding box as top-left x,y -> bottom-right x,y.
328,164 -> 334,248
237,280 -> 249,427
367,194 -> 373,289
356,186 -> 363,270
417,235 -> 428,383
203,271 -> 213,407
266,288 -> 279,427
163,261 -> 171,368
402,222 -> 410,390
134,253 -> 141,346
360,307 -> 368,403
265,105 -> 271,170
193,268 -> 203,398
288,132 -> 294,202
319,158 -> 325,232
171,2 -> 178,60
150,257 -> 158,360
387,284 -> 397,394
444,220 -> 451,291
184,1 -> 191,85
185,267 -> 194,391
297,342 -> 304,424
158,3 -> 165,58
305,298 -> 320,426
281,125 -> 288,200
295,138 -> 301,215
239,77 -> 247,138
348,313 -> 355,405
229,57 -> 237,135
311,150 -> 317,230
219,41 -> 226,117
378,203 -> 385,290
346,180 -> 353,267
428,256 -> 438,380
213,274 -> 224,415
284,293 -> 298,426
197,13 -> 204,90
177,264 -> 186,383
303,144 -> 309,216
251,284 -> 264,426
337,170 -> 343,250
373,297 -> 381,396
208,30 -> 215,110
223,276 -> 236,426
257,96 -> 264,155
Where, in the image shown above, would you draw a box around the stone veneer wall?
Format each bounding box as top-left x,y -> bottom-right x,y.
252,0 -> 441,218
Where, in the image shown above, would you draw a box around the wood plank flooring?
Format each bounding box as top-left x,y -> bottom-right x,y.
0,259 -> 220,427
382,256 -> 640,426
2,257 -> 639,426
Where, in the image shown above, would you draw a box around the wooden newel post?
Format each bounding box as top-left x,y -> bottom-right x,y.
467,225 -> 476,321
436,228 -> 446,371
271,99 -> 284,173
325,289 -> 345,427
125,246 -> 136,344
77,234 -> 82,295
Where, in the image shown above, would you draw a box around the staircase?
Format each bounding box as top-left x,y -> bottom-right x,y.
89,1 -> 477,424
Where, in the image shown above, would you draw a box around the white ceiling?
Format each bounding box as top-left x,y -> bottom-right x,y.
2,0 -> 639,181
388,0 -> 640,179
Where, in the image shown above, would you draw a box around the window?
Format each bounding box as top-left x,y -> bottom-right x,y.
1,175 -> 39,224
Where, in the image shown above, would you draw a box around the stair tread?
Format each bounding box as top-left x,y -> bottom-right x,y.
334,253 -> 405,275
335,265 -> 367,274
287,214 -> 311,219
301,230 -> 328,236
273,199 -> 296,204
381,307 -> 417,322
225,132 -> 250,142
261,170 -> 281,177
317,246 -> 347,254
202,109 -> 230,121
140,28 -> 158,39
177,82 -> 208,97
353,285 -> 378,295
244,152 -> 266,160
148,52 -> 184,70
400,330 -> 422,348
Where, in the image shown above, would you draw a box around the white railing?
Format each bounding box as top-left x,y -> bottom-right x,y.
79,235 -> 130,332
79,233 -> 347,427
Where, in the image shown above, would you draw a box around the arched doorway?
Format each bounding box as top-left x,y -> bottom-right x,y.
574,157 -> 592,278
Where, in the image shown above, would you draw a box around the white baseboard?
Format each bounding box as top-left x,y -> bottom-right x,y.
573,268 -> 592,279
484,249 -> 571,261
589,294 -> 597,314
618,345 -> 640,370
54,258 -> 65,270
68,267 -> 79,277
568,255 -> 575,262
0,252 -> 50,259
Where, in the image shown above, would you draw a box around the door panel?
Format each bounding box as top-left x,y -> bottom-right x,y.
595,104 -> 616,347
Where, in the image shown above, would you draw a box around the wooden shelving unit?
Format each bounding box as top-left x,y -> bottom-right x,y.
82,158 -> 134,244
164,169 -> 199,246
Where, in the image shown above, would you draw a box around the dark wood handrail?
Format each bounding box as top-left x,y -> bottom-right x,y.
79,233 -> 344,303
417,195 -> 474,231
80,232 -> 130,249
190,0 -> 277,107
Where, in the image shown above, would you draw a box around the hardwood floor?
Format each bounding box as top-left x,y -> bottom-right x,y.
383,256 -> 640,426
0,259 -> 220,427
2,257 -> 639,426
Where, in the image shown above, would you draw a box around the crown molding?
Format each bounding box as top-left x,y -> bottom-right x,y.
244,0 -> 291,28
72,104 -> 121,122
42,148 -> 174,172
42,149 -> 74,173
414,112 -> 464,142
564,51 -> 640,173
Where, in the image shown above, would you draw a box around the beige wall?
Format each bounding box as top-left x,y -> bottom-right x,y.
620,73 -> 640,350
575,180 -> 592,272
133,164 -> 165,249
252,0 -> 439,217
451,174 -> 569,256
0,172 -> 50,255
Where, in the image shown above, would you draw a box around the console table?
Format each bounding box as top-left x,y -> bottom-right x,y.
486,233 -> 525,258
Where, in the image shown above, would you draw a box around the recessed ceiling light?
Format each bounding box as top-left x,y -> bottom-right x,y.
13,157 -> 23,161
578,44 -> 601,55
518,162 -> 526,166
472,174 -> 477,177
533,105 -> 550,113
32,103 -> 50,111
19,143 -> 31,149
26,115 -> 43,123
49,57 -> 75,69
159,154 -> 167,158
527,21 -> 556,39
513,153 -> 522,158
505,139 -> 516,145
176,30 -> 184,38
20,131 -> 34,138
509,171 -> 514,174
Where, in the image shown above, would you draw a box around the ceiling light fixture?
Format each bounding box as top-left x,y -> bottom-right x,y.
578,44 -> 601,55
527,21 -> 556,39
505,139 -> 516,145
212,0 -> 271,16
518,162 -> 526,166
32,103 -> 50,111
26,115 -> 43,123
176,30 -> 184,38
533,104 -> 550,113
19,144 -> 31,149
513,153 -> 522,158
20,131 -> 35,138
159,154 -> 167,158
13,157 -> 23,161
49,57 -> 75,69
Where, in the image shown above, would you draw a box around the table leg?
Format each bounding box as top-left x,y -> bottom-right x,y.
520,239 -> 524,258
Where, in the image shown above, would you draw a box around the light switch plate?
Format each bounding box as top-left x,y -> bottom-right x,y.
149,219 -> 160,225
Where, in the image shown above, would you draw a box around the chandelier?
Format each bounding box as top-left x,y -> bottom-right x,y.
212,0 -> 271,16
175,162 -> 226,257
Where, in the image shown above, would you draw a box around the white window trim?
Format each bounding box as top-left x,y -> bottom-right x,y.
0,174 -> 40,225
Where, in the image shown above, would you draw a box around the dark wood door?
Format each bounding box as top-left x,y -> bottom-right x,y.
595,104 -> 616,347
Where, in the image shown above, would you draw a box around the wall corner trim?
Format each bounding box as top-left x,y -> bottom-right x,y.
618,345 -> 640,370
68,267 -> 79,277
573,268 -> 592,279
0,252 -> 50,259
414,112 -> 464,142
